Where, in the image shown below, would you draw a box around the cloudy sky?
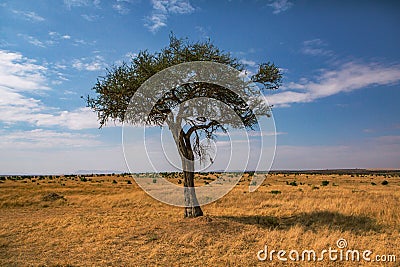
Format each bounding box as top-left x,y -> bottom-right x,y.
0,0 -> 399,174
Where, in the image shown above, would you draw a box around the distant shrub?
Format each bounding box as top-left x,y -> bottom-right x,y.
204,181 -> 209,185
127,180 -> 132,184
371,182 -> 376,186
312,186 -> 319,190
270,190 -> 281,194
289,181 -> 297,186
80,177 -> 88,182
147,233 -> 158,242
381,180 -> 389,185
321,180 -> 329,186
112,180 -> 117,184
152,178 -> 157,184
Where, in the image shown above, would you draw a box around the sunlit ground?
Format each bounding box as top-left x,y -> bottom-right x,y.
0,172 -> 399,266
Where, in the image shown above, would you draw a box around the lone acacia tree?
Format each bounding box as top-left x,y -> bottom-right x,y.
87,35 -> 281,217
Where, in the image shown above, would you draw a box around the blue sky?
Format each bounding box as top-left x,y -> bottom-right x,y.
0,0 -> 399,174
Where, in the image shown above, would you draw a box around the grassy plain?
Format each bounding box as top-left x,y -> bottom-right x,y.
0,172 -> 399,266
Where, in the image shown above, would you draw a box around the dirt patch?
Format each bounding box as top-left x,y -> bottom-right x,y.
42,192 -> 66,202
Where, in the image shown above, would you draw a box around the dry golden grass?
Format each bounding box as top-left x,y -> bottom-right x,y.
0,173 -> 399,266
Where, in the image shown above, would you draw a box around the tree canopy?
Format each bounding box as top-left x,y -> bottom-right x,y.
87,34 -> 281,128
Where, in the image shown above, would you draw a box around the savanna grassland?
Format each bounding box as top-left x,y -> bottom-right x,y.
0,171 -> 399,266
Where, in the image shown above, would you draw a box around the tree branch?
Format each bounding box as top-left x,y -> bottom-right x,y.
185,120 -> 219,140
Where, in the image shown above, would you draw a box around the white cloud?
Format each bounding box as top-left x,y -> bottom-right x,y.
0,129 -> 102,149
73,39 -> 94,46
64,0 -> 100,9
240,59 -> 257,67
18,34 -> 46,48
144,0 -> 195,33
0,50 -> 48,91
195,26 -> 209,39
0,146 -> 126,175
145,13 -> 167,32
49,31 -> 71,40
0,86 -> 99,130
0,50 -> 100,130
0,86 -> 43,123
64,90 -> 77,95
18,32 -> 73,48
12,9 -> 45,22
34,107 -> 100,130
268,62 -> 400,107
166,0 -> 194,14
374,135 -> 400,144
113,3 -> 130,14
125,51 -> 138,58
268,0 -> 293,14
64,0 -> 89,8
214,130 -> 286,137
302,38 -> 333,57
273,140 -> 400,170
82,14 -> 100,21
112,0 -> 139,14
72,55 -> 107,71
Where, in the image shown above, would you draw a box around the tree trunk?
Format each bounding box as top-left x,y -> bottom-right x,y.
169,119 -> 204,218
180,136 -> 203,218
183,163 -> 203,218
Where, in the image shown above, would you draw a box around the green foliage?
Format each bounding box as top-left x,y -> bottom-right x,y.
321,180 -> 329,186
86,34 -> 282,128
247,171 -> 255,177
381,180 -> 389,185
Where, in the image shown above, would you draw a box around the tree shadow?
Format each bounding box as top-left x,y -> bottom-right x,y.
218,211 -> 383,233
